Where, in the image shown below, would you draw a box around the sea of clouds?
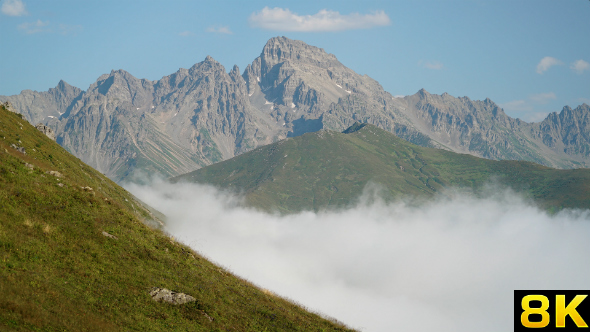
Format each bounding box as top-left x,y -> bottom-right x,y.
126,179 -> 590,332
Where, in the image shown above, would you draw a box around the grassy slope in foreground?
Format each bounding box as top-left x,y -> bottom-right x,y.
0,106 -> 352,331
173,123 -> 590,213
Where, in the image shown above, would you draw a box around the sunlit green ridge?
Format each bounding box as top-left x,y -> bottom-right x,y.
174,123 -> 590,214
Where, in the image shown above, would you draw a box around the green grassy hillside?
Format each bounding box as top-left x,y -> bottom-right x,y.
0,106 -> 352,331
173,123 -> 590,213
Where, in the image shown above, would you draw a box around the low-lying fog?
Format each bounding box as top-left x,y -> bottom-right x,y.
126,180 -> 590,332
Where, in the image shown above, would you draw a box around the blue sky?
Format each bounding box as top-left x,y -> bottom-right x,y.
0,0 -> 588,122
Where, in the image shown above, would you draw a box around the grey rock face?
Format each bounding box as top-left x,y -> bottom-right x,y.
35,123 -> 55,140
392,90 -> 590,168
3,36 -> 590,183
244,36 -> 432,146
150,287 -> 196,305
2,101 -> 15,113
0,80 -> 82,125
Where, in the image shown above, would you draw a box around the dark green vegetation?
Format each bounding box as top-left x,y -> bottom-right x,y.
0,106 -> 352,331
174,123 -> 590,213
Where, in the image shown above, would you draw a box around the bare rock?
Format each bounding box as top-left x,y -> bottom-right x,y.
101,231 -> 117,239
48,170 -> 62,178
149,287 -> 196,305
2,101 -> 15,113
25,163 -> 34,170
35,123 -> 56,141
10,144 -> 25,154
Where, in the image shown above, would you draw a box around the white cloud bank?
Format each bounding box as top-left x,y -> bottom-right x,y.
1,0 -> 27,16
529,92 -> 556,104
127,180 -> 590,332
536,56 -> 563,74
571,59 -> 590,74
249,7 -> 391,32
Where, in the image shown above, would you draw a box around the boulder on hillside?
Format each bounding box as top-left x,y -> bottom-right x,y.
10,143 -> 25,154
149,287 -> 196,305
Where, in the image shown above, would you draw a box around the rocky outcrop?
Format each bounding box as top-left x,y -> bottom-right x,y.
35,123 -> 55,140
150,287 -> 196,305
2,101 -> 15,113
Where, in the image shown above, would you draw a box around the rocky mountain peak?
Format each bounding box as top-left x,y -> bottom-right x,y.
204,55 -> 217,63
261,36 -> 339,69
56,79 -> 70,91
417,88 -> 430,97
229,64 -> 240,76
49,79 -> 82,98
229,65 -> 244,84
109,69 -> 133,78
189,56 -> 226,76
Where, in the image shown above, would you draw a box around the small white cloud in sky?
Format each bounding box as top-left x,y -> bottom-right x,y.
179,30 -> 193,37
500,100 -> 531,112
18,19 -> 49,34
536,56 -> 562,74
518,111 -> 549,123
17,20 -> 81,35
1,0 -> 27,16
500,92 -> 557,122
419,60 -> 444,70
58,23 -> 82,35
249,7 -> 390,32
571,59 -> 590,74
529,92 -> 556,104
206,26 -> 233,35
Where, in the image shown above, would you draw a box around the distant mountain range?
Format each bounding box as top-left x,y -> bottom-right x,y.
2,36 -> 590,182
173,123 -> 590,213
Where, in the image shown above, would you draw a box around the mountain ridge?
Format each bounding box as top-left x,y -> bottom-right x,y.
2,36 -> 590,182
172,123 -> 590,214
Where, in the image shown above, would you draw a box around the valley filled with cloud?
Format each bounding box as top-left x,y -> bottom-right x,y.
128,180 -> 590,332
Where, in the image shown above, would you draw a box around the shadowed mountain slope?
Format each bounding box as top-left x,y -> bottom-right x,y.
173,123 -> 590,214
0,105 -> 352,331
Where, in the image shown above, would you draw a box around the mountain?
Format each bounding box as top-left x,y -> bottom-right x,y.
393,91 -> 590,168
2,36 -> 590,182
0,104 -> 352,331
242,37 -> 431,145
1,80 -> 83,125
172,123 -> 590,213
